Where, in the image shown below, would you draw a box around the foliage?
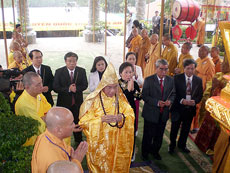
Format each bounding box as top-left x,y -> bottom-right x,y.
0,93 -> 39,172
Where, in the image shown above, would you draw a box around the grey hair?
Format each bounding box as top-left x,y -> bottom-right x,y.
155,59 -> 168,68
22,72 -> 40,87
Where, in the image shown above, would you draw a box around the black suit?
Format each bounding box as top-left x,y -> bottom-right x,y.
23,64 -> 54,106
53,66 -> 88,143
170,73 -> 203,150
142,74 -> 175,157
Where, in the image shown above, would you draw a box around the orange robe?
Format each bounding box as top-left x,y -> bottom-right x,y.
162,42 -> 178,76
136,36 -> 151,73
128,35 -> 142,53
212,56 -> 222,73
194,20 -> 205,45
31,129 -> 83,173
177,53 -> 193,73
144,42 -> 161,78
8,61 -> 26,71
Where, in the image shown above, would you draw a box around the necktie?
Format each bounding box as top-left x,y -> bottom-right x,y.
160,79 -> 164,113
186,78 -> 192,95
70,71 -> 75,105
37,69 -> 40,75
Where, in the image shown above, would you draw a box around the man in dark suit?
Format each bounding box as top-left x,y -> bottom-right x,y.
23,49 -> 54,106
53,52 -> 88,143
169,58 -> 203,154
142,59 -> 175,160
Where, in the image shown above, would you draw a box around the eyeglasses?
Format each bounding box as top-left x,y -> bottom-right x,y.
159,68 -> 168,71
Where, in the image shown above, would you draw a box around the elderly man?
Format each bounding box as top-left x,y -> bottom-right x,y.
23,49 -> 54,106
47,160 -> 82,173
152,11 -> 160,34
144,34 -> 161,78
162,33 -> 178,76
175,42 -> 194,74
32,107 -> 88,173
53,52 -> 88,144
128,27 -> 142,54
194,18 -> 205,47
79,63 -> 134,173
141,59 -> 175,160
211,46 -> 222,73
15,72 -> 51,146
8,41 -> 22,65
169,59 -> 203,154
8,51 -> 26,71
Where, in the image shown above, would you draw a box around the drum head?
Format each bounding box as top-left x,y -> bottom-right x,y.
173,1 -> 181,19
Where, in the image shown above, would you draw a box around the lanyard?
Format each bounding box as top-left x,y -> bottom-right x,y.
45,135 -> 71,161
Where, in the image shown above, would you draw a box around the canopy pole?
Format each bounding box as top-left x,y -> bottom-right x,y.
104,0 -> 107,55
93,0 -> 95,43
159,0 -> 165,57
19,0 -> 23,34
123,0 -> 127,62
12,0 -> 16,30
147,0 -> 150,23
1,0 -> 9,67
23,0 -> 28,43
168,0 -> 174,35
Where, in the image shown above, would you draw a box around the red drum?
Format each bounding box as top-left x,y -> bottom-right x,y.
172,0 -> 200,22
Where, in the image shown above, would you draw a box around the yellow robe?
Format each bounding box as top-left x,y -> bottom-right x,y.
212,129 -> 230,173
144,42 -> 161,78
31,129 -> 83,173
212,56 -> 222,73
162,42 -> 178,76
8,61 -> 27,71
177,53 -> 194,73
136,36 -> 151,73
15,90 -> 51,146
79,63 -> 134,173
8,51 -> 14,65
196,57 -> 215,90
128,35 -> 142,53
194,20 -> 205,45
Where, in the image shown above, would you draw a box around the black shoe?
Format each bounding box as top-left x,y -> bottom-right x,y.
168,146 -> 174,154
179,147 -> 190,153
141,154 -> 149,161
153,153 -> 162,160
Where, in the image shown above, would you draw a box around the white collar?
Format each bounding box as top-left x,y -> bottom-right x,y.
184,74 -> 193,81
67,68 -> 75,74
33,65 -> 41,72
157,75 -> 165,81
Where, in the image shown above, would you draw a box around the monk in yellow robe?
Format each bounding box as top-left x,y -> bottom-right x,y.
15,72 -> 51,146
144,34 -> 161,78
194,18 -> 205,46
175,42 -> 193,74
8,51 -> 27,70
79,63 -> 134,173
128,27 -> 142,54
191,46 -> 215,132
8,41 -> 22,65
211,46 -> 222,73
136,29 -> 151,73
32,107 -> 87,173
162,33 -> 178,76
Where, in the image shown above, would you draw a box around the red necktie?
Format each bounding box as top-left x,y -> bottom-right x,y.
70,71 -> 75,105
37,69 -> 40,75
186,78 -> 191,95
160,79 -> 164,113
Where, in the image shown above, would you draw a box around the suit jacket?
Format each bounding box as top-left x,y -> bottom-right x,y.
142,74 -> 176,123
171,73 -> 203,122
53,66 -> 88,110
23,64 -> 54,106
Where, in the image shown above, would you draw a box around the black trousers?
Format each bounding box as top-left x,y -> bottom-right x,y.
142,117 -> 166,156
170,112 -> 194,149
70,104 -> 82,143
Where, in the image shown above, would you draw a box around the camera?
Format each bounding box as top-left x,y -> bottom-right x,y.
0,68 -> 22,79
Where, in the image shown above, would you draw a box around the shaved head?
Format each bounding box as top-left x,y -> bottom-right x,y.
46,107 -> 73,130
47,160 -> 81,173
150,34 -> 158,44
141,29 -> 148,38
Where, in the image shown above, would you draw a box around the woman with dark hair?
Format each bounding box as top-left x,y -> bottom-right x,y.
118,62 -> 141,162
89,56 -> 108,92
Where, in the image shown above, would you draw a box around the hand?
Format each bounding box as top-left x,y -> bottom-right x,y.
174,68 -> 181,75
188,100 -> 195,106
73,124 -> 83,132
116,114 -> 123,123
71,141 -> 88,162
69,84 -> 76,93
165,100 -> 171,107
134,47 -> 139,53
182,99 -> 188,105
158,101 -> 165,108
127,79 -> 134,92
42,86 -> 48,93
16,81 -> 24,91
101,115 -> 117,123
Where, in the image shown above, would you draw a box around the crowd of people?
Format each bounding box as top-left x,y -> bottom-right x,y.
1,19 -> 229,172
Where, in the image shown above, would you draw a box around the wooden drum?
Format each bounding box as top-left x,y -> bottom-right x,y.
172,0 -> 200,22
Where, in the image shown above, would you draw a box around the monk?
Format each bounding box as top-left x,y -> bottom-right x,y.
211,46 -> 222,73
144,34 -> 161,78
8,51 -> 27,71
162,33 -> 178,76
136,29 -> 151,72
15,72 -> 51,146
128,27 -> 142,55
79,63 -> 134,173
175,42 -> 193,74
8,41 -> 22,65
190,45 -> 215,133
194,18 -> 205,47
32,107 -> 87,173
47,160 -> 82,173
